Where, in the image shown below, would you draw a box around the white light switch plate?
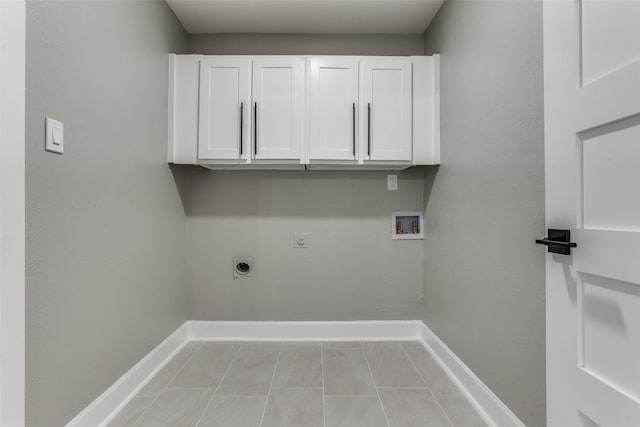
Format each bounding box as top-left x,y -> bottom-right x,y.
387,174 -> 398,191
45,117 -> 64,154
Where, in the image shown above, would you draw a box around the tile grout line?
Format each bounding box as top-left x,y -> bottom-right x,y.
130,342 -> 203,427
376,386 -> 430,389
319,394 -> 377,398
427,386 -> 457,426
271,386 -> 324,389
398,344 -> 430,389
400,343 -> 455,427
257,343 -> 284,427
162,386 -> 225,390
193,343 -> 244,427
360,343 -> 391,427
320,343 -> 326,427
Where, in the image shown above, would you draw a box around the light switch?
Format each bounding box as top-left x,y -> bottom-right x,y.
45,117 -> 64,154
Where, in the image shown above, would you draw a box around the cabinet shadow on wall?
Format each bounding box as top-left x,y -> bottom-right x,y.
169,165 -> 433,218
423,165 -> 439,214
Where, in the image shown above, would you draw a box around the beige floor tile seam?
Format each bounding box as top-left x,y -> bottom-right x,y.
400,344 -> 455,427
257,343 -> 285,427
270,386 -> 323,389
130,343 -> 203,427
213,391 -> 317,397
376,386 -> 430,389
163,386 -> 219,390
321,394 -> 378,398
193,343 -> 244,427
359,343 -> 391,427
432,390 -> 469,397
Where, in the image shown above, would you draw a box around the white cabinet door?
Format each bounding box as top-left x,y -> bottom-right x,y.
198,58 -> 251,160
361,60 -> 412,161
309,58 -> 359,160
252,58 -> 304,160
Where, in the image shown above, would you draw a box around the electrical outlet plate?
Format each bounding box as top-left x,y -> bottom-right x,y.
294,233 -> 309,248
233,256 -> 253,278
387,174 -> 398,191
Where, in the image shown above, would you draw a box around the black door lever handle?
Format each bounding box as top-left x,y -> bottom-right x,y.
535,239 -> 577,248
536,229 -> 577,255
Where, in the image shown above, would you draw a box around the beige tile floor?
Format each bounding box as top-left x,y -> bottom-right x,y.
108,341 -> 487,427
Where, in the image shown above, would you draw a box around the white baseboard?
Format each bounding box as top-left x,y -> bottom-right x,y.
65,323 -> 190,427
186,320 -> 423,341
419,322 -> 526,427
67,320 -> 523,427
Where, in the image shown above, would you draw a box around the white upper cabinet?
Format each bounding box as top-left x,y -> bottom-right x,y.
198,58 -> 251,160
361,60 -> 412,162
252,58 -> 305,160
168,54 -> 439,169
308,58 -> 359,161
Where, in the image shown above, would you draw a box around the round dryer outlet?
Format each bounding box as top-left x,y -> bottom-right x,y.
233,256 -> 253,278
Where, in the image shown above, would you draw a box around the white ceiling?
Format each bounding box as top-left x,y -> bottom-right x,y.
166,0 -> 444,34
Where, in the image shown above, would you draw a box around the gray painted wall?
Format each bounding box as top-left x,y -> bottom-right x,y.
26,2 -> 188,426
186,169 -> 425,321
185,34 -> 426,321
187,33 -> 424,55
422,1 -> 545,426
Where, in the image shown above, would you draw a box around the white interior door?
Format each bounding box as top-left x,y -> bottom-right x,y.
198,58 -> 251,160
252,57 -> 304,160
361,60 -> 412,161
544,1 -> 640,426
308,58 -> 358,160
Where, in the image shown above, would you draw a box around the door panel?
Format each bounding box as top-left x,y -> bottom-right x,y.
544,1 -> 640,426
577,371 -> 640,427
252,58 -> 304,160
361,60 -> 412,161
579,274 -> 640,402
578,116 -> 640,232
309,58 -> 358,160
198,58 -> 251,160
580,0 -> 640,85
